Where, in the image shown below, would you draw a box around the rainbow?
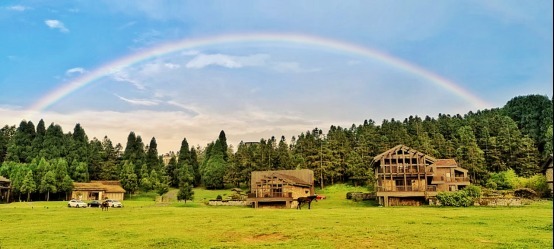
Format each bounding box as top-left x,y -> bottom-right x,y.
27,33 -> 490,115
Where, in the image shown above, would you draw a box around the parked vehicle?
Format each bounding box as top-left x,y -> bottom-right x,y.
68,199 -> 87,208
104,199 -> 123,208
88,200 -> 101,207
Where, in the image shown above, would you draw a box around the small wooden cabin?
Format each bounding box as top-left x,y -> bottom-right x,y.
71,181 -> 126,201
0,176 -> 11,203
542,154 -> 553,196
371,145 -> 470,206
247,169 -> 314,208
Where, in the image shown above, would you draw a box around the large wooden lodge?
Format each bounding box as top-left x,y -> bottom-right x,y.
371,145 -> 471,206
247,169 -> 315,208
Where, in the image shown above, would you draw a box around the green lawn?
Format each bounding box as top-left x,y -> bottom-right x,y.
0,185 -> 552,249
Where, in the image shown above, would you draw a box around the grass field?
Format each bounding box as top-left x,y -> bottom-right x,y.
0,185 -> 552,249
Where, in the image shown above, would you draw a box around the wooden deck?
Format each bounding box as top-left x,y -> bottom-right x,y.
247,196 -> 294,208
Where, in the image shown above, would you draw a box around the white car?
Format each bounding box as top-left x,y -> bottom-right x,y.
104,199 -> 123,208
68,199 -> 87,208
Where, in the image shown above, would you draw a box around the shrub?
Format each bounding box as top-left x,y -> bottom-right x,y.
485,180 -> 498,190
216,195 -> 222,201
436,191 -> 474,207
524,174 -> 550,197
436,186 -> 481,207
346,192 -> 362,200
488,169 -> 520,190
463,185 -> 482,198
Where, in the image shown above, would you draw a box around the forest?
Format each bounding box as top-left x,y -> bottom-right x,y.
0,94 -> 552,201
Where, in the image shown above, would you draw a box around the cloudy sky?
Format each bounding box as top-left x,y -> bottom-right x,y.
0,1 -> 552,153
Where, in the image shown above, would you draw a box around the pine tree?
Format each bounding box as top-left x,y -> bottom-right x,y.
21,170 -> 36,202
456,126 -> 486,183
177,181 -> 194,203
119,161 -> 138,197
6,120 -> 36,163
40,171 -> 57,201
146,137 -> 160,172
0,125 -> 16,164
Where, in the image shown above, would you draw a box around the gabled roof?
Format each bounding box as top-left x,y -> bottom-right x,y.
73,181 -> 126,193
371,144 -> 436,167
432,159 -> 458,167
266,173 -> 311,187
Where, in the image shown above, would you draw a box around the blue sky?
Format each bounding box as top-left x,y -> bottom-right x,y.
0,1 -> 552,153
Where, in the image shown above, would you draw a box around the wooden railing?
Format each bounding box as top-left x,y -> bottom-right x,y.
247,192 -> 292,198
376,185 -> 437,192
377,166 -> 427,174
432,176 -> 470,183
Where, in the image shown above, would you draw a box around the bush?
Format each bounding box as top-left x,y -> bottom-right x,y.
436,191 -> 474,207
346,192 -> 362,200
463,185 -> 482,198
216,195 -> 222,201
487,169 -> 520,190
524,174 -> 550,197
436,186 -> 481,207
485,180 -> 498,190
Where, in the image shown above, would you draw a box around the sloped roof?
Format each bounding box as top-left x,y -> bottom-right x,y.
102,183 -> 126,193
267,173 -> 311,187
73,181 -> 125,193
371,144 -> 436,167
432,159 -> 458,167
252,169 -> 314,189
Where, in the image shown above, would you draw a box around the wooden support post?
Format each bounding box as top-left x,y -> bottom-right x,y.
403,150 -> 407,191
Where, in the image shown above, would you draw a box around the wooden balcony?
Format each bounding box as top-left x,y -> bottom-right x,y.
247,192 -> 292,199
377,165 -> 428,174
431,176 -> 470,184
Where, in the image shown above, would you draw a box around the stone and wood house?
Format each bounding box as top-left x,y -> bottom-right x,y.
370,145 -> 471,206
71,181 -> 126,201
247,169 -> 315,208
0,176 -> 11,203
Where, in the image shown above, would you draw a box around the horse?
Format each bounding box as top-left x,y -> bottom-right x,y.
101,201 -> 109,211
296,195 -> 318,210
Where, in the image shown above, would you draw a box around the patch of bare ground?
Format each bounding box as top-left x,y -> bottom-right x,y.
243,232 -> 290,243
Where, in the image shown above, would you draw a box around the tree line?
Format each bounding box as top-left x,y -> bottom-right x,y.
0,94 -> 552,201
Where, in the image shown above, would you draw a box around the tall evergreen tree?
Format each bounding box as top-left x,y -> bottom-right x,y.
6,120 -> 36,163
21,170 -> 36,202
503,94 -> 553,155
0,125 -> 16,164
40,171 -> 57,201
120,161 -> 138,196
39,123 -> 66,160
455,126 -> 486,183
146,137 -> 160,172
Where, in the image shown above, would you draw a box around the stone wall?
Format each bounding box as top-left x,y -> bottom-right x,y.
429,197 -> 529,206
474,197 -> 528,206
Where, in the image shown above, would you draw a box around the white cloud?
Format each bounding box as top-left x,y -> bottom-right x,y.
115,94 -> 159,106
45,19 -> 69,33
186,53 -> 269,69
186,54 -> 242,69
272,62 -> 320,73
65,67 -> 86,76
167,100 -> 199,116
164,63 -> 180,69
111,71 -> 145,90
7,5 -> 29,11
